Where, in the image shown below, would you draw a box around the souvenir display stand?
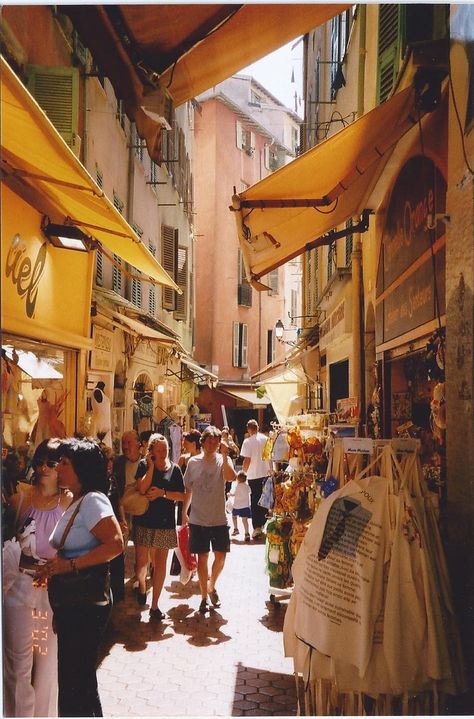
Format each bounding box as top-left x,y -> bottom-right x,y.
282,437 -> 466,715
262,413 -> 331,604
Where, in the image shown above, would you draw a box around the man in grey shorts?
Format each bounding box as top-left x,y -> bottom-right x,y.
183,426 -> 236,614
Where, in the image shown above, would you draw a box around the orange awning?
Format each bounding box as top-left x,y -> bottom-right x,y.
64,4 -> 348,163
231,86 -> 425,286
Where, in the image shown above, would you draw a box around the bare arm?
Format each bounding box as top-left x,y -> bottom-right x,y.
242,457 -> 251,473
136,454 -> 154,494
182,487 -> 192,524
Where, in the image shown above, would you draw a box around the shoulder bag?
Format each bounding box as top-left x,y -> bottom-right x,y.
121,484 -> 149,516
47,496 -> 111,608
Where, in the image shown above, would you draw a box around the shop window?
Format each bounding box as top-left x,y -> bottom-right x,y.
174,246 -> 188,321
161,225 -> 178,310
27,65 -> 80,156
1,337 -> 71,464
233,322 -> 248,368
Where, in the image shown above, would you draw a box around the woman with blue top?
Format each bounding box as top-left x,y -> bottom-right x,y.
36,437 -> 123,717
133,433 -> 185,620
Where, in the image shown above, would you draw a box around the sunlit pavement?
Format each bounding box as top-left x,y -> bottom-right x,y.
97,535 -> 301,716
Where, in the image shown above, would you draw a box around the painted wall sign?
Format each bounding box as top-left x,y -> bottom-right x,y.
90,325 -> 114,371
319,299 -> 352,350
376,156 -> 446,344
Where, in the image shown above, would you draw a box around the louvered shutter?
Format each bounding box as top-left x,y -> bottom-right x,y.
27,65 -> 80,155
161,225 -> 177,310
267,269 -> 279,296
174,246 -> 188,321
377,5 -> 401,103
241,324 -> 248,368
236,120 -> 244,149
233,322 -> 240,367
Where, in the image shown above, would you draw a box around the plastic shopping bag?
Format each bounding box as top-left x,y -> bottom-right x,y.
177,524 -> 197,572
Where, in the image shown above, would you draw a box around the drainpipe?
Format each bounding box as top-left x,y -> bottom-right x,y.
357,4 -> 367,119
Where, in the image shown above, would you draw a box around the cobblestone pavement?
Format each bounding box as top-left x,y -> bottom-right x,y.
97,535 -> 301,717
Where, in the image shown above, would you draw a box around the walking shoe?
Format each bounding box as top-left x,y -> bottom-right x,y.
208,589 -> 221,608
231,528 -> 239,536
199,598 -> 209,614
149,608 -> 164,621
136,590 -> 147,606
252,528 -> 263,539
245,533 -> 250,542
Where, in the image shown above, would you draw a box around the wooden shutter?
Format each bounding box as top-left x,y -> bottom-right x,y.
174,246 -> 188,321
236,120 -> 244,149
241,323 -> 248,367
232,322 -> 240,367
27,65 -> 80,155
264,145 -> 271,170
161,225 -> 177,310
377,5 -> 401,103
267,269 -> 279,296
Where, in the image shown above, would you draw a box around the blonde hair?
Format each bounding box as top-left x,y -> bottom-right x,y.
147,433 -> 169,453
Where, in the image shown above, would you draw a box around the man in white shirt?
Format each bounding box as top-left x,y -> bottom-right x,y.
240,419 -> 271,539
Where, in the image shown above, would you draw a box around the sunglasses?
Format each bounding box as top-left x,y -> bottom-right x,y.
34,459 -> 58,469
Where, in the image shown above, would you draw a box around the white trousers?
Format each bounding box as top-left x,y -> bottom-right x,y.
3,584 -> 58,717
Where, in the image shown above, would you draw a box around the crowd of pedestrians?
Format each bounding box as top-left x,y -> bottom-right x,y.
2,419 -> 271,717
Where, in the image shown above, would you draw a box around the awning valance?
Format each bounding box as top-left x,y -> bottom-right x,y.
63,4 -> 348,164
111,312 -> 176,345
181,357 -> 219,384
231,86 -> 423,286
1,56 -> 179,291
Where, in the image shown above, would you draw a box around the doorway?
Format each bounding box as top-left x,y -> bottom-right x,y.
329,359 -> 349,411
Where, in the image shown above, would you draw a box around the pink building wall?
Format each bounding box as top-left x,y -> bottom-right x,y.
194,98 -> 285,381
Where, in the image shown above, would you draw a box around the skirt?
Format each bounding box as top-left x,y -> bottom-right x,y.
132,525 -> 178,550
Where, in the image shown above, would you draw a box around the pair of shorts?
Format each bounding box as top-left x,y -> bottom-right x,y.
232,507 -> 251,518
132,525 -> 177,550
188,524 -> 230,554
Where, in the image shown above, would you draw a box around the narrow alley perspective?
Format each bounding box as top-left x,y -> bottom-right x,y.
97,540 -> 299,717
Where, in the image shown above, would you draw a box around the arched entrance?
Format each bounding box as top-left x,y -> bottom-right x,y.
133,372 -> 154,434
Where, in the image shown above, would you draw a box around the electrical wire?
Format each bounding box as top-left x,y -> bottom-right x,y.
448,66 -> 474,175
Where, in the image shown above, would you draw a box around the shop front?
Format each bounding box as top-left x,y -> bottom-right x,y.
2,185 -> 93,471
375,147 -> 447,499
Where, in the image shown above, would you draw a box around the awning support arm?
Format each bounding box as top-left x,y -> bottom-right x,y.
239,197 -> 331,209
305,208 -> 372,252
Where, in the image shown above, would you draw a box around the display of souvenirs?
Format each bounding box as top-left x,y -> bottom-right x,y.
265,517 -> 293,589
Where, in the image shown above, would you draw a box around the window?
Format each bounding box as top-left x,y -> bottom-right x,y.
95,165 -> 103,189
134,127 -> 146,162
174,246 -> 188,321
112,255 -> 122,293
148,243 -> 156,315
377,4 -> 401,103
161,225 -> 178,310
250,89 -> 261,107
113,192 -> 124,214
116,98 -> 126,130
27,65 -> 80,155
267,329 -> 275,365
237,250 -> 252,307
95,249 -> 103,286
330,10 -> 351,98
266,269 -> 279,296
131,276 -> 142,308
305,247 -> 319,316
236,121 -> 255,156
291,289 -> 298,323
327,241 -> 336,281
233,322 -> 248,368
345,218 -> 353,267
150,160 -> 158,186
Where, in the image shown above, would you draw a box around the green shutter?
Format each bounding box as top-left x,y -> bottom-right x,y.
376,5 -> 401,104
27,65 -> 80,155
174,246 -> 188,321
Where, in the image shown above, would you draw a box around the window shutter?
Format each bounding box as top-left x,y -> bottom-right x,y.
345,218 -> 354,267
264,145 -> 271,170
174,246 -> 188,321
96,250 -> 103,286
241,324 -> 248,368
131,277 -> 142,308
267,269 -> 279,296
27,65 -> 80,155
112,255 -> 122,294
377,5 -> 401,103
250,132 -> 255,153
233,322 -> 240,367
161,225 -> 177,310
148,243 -> 157,315
236,120 -> 244,149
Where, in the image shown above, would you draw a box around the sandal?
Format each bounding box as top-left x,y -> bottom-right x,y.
209,589 -> 221,608
199,598 -> 209,614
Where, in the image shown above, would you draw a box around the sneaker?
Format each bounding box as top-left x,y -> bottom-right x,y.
245,533 -> 250,542
231,528 -> 239,536
199,598 -> 209,614
252,528 -> 263,539
149,608 -> 164,621
136,590 -> 147,606
208,589 -> 221,608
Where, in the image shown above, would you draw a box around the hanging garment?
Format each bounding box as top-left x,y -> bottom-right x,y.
91,388 -> 112,445
169,423 -> 182,463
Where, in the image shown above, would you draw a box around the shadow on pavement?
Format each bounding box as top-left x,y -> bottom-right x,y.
230,661 -> 302,716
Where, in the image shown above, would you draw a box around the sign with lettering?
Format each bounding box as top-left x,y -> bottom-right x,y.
376,156 -> 446,344
5,234 -> 47,319
319,299 -> 351,350
90,325 -> 114,371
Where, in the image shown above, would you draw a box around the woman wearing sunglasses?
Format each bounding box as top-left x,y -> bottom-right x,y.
3,438 -> 72,717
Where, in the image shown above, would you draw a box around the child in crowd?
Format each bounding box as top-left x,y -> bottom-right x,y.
229,471 -> 251,542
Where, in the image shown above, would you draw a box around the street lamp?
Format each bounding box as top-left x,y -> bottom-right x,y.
275,319 -> 285,340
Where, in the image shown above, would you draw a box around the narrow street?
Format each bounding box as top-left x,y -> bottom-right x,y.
97,537 -> 300,717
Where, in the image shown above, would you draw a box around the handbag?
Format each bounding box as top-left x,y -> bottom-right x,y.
121,485 -> 149,516
47,496 -> 111,608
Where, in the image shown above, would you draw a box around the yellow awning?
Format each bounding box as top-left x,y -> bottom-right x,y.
0,56 -> 179,291
218,386 -> 270,407
63,4 -> 348,165
111,312 -> 177,344
181,357 -> 219,383
255,364 -> 308,423
231,86 -> 423,286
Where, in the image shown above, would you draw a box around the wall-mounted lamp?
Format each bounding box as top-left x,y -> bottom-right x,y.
274,319 -> 298,346
156,383 -> 165,394
287,310 -> 326,325
41,216 -> 95,252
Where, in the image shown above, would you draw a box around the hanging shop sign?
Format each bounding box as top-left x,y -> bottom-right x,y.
90,325 -> 114,372
376,155 -> 446,345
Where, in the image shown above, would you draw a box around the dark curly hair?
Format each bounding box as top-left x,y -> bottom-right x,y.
58,437 -> 108,494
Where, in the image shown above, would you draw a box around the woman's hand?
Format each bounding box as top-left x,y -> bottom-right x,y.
146,486 -> 161,501
34,555 -> 71,582
146,452 -> 155,470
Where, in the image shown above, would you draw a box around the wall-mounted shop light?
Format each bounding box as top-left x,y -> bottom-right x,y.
41,217 -> 93,251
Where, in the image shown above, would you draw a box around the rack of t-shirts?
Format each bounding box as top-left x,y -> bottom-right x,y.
283,437 -> 466,716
